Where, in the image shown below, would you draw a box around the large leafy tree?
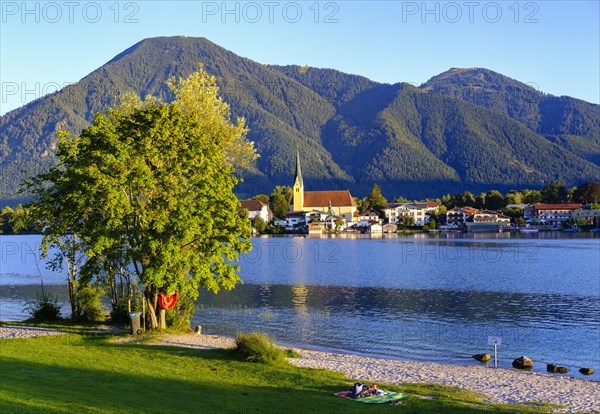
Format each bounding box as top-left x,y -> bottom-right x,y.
269,186 -> 292,219
362,184 -> 387,216
572,182 -> 600,204
541,181 -> 568,203
484,190 -> 505,210
26,68 -> 256,329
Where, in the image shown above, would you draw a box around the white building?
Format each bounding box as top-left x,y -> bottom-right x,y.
386,202 -> 438,226
240,199 -> 272,223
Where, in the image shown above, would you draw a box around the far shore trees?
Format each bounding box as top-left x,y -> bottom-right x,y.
24,67 -> 257,329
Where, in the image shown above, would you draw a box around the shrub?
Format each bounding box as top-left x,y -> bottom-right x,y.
234,332 -> 288,363
25,288 -> 62,321
110,299 -> 130,324
75,285 -> 105,322
164,294 -> 196,332
110,294 -> 143,324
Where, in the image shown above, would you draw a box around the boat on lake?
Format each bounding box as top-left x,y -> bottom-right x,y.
519,227 -> 539,233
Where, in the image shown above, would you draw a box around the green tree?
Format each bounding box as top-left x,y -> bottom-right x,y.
441,194 -> 452,208
522,189 -> 542,204
541,181 -> 568,203
251,194 -> 270,205
505,190 -> 523,205
252,216 -> 267,234
484,190 -> 505,210
25,68 -> 255,329
270,186 -> 292,219
461,191 -> 476,207
474,192 -> 486,209
572,182 -> 600,204
0,206 -> 14,234
504,207 -> 523,219
392,195 -> 409,203
397,215 -> 415,229
363,184 -> 387,216
21,173 -> 89,321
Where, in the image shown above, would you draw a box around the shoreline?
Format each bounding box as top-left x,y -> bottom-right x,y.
156,332 -> 599,413
1,326 -> 599,413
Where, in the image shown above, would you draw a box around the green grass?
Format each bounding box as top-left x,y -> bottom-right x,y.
0,326 -> 560,413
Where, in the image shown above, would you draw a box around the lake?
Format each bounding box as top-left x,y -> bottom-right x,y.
1,233 -> 599,378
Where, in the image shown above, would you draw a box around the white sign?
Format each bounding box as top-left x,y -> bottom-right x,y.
488,336 -> 502,346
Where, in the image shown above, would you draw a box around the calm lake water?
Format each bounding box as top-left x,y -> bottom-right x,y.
1,233 -> 599,378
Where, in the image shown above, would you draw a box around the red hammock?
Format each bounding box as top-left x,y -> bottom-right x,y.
158,291 -> 179,310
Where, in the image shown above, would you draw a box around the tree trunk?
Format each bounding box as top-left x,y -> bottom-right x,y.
158,309 -> 166,330
145,289 -> 159,329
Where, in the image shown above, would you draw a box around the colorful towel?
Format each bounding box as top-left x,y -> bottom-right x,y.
335,391 -> 409,404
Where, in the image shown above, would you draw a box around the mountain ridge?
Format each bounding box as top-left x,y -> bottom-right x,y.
1,36 -> 598,204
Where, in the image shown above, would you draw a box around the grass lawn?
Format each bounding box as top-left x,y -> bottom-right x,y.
0,325 -> 559,413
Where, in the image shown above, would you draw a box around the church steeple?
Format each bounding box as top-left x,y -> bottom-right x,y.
294,149 -> 303,187
292,148 -> 304,212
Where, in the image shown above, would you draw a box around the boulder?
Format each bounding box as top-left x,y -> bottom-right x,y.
548,364 -> 569,373
579,367 -> 595,375
473,353 -> 491,363
512,356 -> 533,369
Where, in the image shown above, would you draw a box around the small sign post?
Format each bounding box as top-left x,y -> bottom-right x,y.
488,336 -> 501,368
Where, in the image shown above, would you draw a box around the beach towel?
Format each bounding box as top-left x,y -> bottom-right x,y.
335,390 -> 409,404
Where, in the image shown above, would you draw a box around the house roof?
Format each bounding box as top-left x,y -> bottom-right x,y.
387,202 -> 437,211
240,199 -> 268,212
534,203 -> 581,211
461,207 -> 479,215
359,209 -> 379,216
303,190 -> 356,208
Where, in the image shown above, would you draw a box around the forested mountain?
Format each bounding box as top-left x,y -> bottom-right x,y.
421,68 -> 600,165
1,37 -> 598,204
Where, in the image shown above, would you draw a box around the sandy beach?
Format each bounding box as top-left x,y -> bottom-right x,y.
2,326 -> 598,413
157,333 -> 600,413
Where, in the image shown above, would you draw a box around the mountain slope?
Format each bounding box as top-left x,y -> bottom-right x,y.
1,37 -> 599,204
421,68 -> 600,165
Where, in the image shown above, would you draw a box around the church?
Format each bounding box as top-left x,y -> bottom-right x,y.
290,151 -> 357,222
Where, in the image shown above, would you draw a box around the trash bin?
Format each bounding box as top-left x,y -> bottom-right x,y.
128,312 -> 142,335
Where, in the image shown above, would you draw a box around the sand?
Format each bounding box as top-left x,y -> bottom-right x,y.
0,324 -> 67,339
155,333 -> 600,413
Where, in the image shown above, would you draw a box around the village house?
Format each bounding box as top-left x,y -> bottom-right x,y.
358,209 -> 381,223
472,210 -> 500,222
446,207 -> 479,225
385,202 -> 438,226
465,210 -> 511,232
274,211 -> 306,228
524,203 -> 581,226
572,208 -> 600,225
239,199 -> 272,223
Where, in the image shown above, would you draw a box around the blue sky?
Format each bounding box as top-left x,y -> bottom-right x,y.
1,1 -> 599,114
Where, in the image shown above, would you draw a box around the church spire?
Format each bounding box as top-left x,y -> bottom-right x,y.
294,147 -> 303,187
292,148 -> 304,212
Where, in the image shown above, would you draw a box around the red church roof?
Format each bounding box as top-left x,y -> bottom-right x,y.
303,190 -> 356,208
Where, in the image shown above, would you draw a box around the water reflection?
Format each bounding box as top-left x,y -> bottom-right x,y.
193,284 -> 600,378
